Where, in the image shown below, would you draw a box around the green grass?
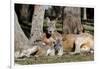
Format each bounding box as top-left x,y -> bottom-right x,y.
83,25 -> 94,31
15,54 -> 94,65
83,24 -> 94,35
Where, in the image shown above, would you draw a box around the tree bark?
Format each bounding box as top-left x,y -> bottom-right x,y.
29,5 -> 45,45
14,12 -> 28,52
63,7 -> 83,34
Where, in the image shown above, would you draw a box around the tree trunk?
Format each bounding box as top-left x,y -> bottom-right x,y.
63,7 -> 83,34
15,5 -> 45,58
83,8 -> 87,20
30,5 -> 45,45
14,12 -> 28,52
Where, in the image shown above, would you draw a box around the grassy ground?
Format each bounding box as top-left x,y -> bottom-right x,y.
15,54 -> 94,65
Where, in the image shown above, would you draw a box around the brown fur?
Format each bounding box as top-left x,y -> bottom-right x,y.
62,33 -> 94,53
62,34 -> 76,52
42,33 -> 55,47
51,32 -> 62,41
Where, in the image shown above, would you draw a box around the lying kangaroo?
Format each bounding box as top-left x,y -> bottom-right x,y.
62,33 -> 94,54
